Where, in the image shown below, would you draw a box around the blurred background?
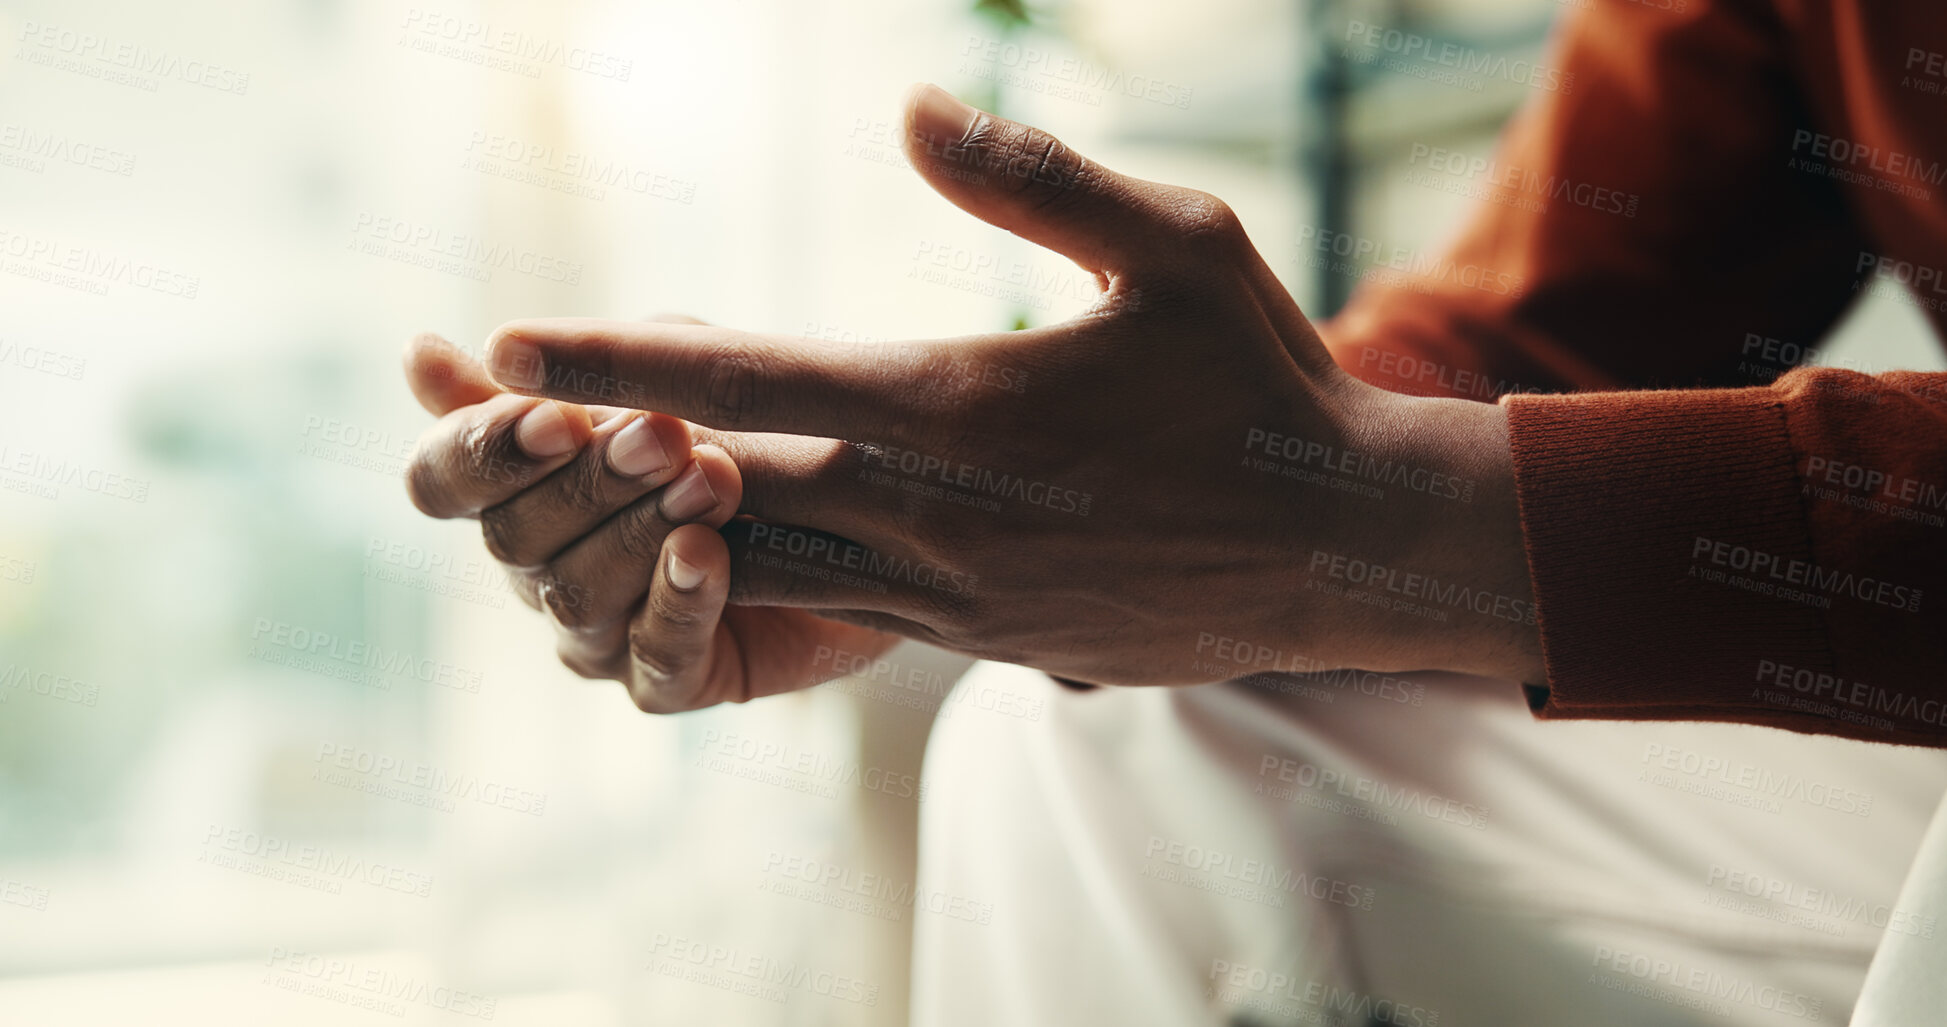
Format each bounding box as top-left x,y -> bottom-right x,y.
1,0 -> 1940,1023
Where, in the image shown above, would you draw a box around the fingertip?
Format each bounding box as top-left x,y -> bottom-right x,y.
512,399 -> 594,461
554,399 -> 596,441
403,330 -> 447,369
902,81 -> 931,125
485,320 -> 546,393
628,521 -> 732,712
688,444 -> 744,526
905,82 -> 976,145
665,549 -> 707,592
645,411 -> 694,461
662,522 -> 729,593
405,330 -> 499,415
404,331 -> 467,378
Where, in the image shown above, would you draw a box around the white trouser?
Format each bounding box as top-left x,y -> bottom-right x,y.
1851,788 -> 1947,1024
911,662 -> 1947,1026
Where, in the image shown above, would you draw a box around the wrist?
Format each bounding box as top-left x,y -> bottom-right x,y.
1341,388 -> 1547,683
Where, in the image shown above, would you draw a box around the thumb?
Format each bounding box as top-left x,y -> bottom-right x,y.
901,83 -> 1217,276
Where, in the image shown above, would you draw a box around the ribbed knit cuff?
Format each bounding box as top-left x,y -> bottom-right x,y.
1502,386 -> 1833,722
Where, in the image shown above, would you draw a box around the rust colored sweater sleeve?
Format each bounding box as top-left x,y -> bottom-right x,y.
1321,0 -> 1947,744
1507,371 -> 1947,745
1325,0 -> 1866,401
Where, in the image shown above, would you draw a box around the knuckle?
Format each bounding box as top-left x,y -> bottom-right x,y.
648,586 -> 709,631
478,505 -> 533,567
1171,190 -> 1246,248
903,500 -> 983,567
403,457 -> 449,518
540,575 -> 599,630
458,417 -> 512,487
988,124 -> 1088,209
558,455 -> 611,516
625,642 -> 691,714
702,349 -> 764,428
957,115 -> 1006,168
612,503 -> 670,563
626,628 -> 676,680
506,568 -> 543,609
554,639 -> 613,681
905,348 -> 979,425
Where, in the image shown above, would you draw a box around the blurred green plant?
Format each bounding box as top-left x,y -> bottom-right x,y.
972,0 -> 1033,29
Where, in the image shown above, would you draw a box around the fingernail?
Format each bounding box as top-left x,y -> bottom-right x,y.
488,332 -> 543,391
660,463 -> 719,522
607,417 -> 671,477
516,402 -> 576,459
909,83 -> 976,145
667,550 -> 706,592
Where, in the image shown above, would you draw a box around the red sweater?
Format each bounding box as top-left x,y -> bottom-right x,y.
1325,0 -> 1947,745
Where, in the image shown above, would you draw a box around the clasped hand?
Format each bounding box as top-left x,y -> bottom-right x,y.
402,84 -> 1544,712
